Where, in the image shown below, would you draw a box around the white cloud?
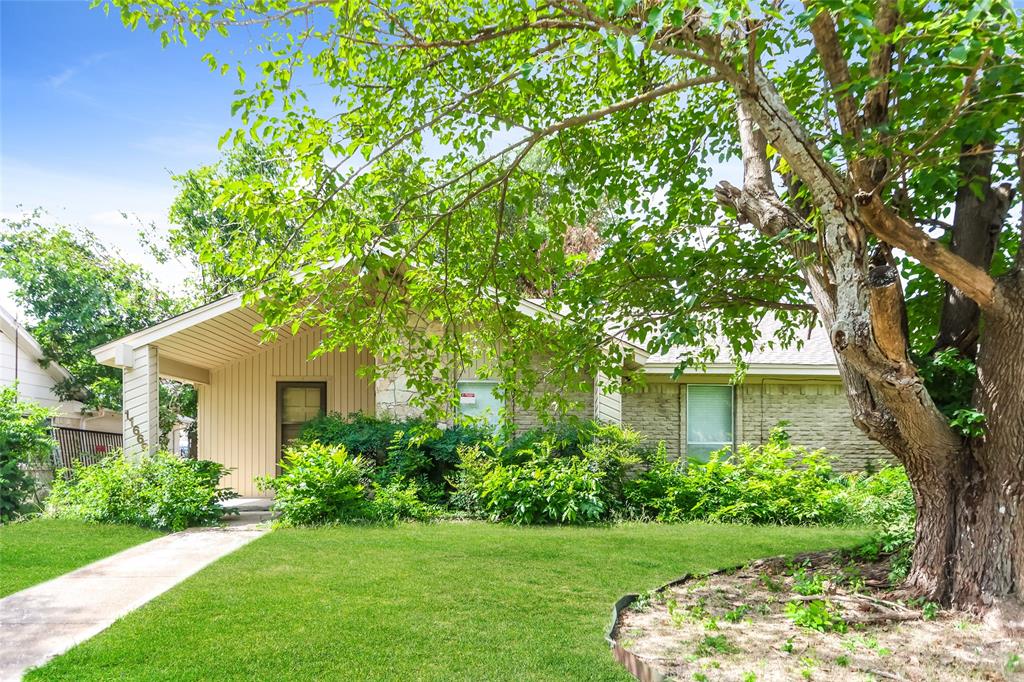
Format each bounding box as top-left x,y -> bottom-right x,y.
47,52 -> 111,89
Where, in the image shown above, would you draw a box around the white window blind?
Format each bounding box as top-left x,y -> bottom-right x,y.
686,385 -> 734,461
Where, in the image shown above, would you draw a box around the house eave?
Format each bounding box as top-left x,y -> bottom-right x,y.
642,362 -> 841,377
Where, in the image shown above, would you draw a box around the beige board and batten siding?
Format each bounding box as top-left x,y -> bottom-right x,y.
197,327 -> 375,496
622,376 -> 892,470
122,346 -> 160,458
593,370 -> 623,424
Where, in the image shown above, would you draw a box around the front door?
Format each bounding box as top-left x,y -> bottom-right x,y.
277,382 -> 327,470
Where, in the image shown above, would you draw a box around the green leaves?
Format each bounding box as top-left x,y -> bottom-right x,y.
100,0 -> 1024,431
0,216 -> 185,411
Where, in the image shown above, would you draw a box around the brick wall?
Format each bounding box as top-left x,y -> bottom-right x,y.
510,384 -> 594,432
738,381 -> 892,471
622,383 -> 682,456
622,378 -> 893,471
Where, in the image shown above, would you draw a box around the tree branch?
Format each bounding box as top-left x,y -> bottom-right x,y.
856,193 -> 997,308
805,6 -> 860,139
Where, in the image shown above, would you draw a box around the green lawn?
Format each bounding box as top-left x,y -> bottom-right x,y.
0,518 -> 162,598
27,522 -> 867,681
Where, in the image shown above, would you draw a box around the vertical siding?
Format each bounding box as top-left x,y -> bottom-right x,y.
122,345 -> 160,457
201,328 -> 375,496
593,370 -> 623,424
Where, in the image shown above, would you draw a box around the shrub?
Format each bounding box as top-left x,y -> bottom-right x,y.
260,442 -> 439,525
477,446 -> 608,524
47,451 -> 232,531
298,412 -> 404,463
0,387 -> 56,522
298,412 -> 489,500
370,480 -> 436,523
454,424 -> 651,524
844,466 -> 915,581
258,442 -> 373,525
624,425 -> 852,525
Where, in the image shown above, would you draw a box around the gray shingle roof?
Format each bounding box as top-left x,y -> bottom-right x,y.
644,317 -> 837,369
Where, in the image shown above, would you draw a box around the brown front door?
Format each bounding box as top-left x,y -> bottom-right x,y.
277,382 -> 327,470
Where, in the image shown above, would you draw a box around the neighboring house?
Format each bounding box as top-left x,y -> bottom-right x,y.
93,290 -> 890,497
0,305 -> 121,433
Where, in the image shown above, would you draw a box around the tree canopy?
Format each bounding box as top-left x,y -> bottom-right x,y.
107,0 -> 1024,607
0,215 -> 184,411
105,0 -> 1020,410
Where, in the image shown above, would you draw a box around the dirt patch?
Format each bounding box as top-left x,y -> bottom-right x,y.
614,551 -> 1023,681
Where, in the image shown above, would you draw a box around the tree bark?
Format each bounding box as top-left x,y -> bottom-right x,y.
934,146 -> 1014,356
950,273 -> 1024,616
716,91 -> 1023,614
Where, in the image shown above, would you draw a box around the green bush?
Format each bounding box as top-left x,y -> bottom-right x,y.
624,426 -> 853,525
258,442 -> 373,525
0,387 -> 56,522
454,423 -> 650,524
260,441 -> 438,526
844,465 -> 916,581
47,451 -> 233,531
282,415 -> 918,562
476,448 -> 607,524
298,412 -> 488,500
371,480 -> 436,523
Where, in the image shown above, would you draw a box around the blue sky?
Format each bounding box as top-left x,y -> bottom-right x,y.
1,0 -> 259,309
0,0 -> 744,317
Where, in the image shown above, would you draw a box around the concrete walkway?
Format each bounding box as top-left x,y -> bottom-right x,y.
0,524 -> 267,681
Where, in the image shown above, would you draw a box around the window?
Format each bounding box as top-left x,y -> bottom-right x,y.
456,381 -> 501,428
686,384 -> 734,461
277,382 -> 327,463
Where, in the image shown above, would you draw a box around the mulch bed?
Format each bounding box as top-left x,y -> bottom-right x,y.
612,551 -> 1023,681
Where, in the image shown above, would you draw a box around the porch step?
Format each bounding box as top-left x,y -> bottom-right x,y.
219,496 -> 274,513
222,510 -> 275,527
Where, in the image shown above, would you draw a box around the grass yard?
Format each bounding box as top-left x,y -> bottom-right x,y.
0,519 -> 162,598
27,522 -> 868,681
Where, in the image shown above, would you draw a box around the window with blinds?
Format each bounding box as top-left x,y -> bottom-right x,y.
686,384 -> 734,461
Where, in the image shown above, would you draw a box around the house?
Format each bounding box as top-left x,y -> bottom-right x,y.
92,288 -> 890,496
624,317 -> 889,471
1,305 -> 121,433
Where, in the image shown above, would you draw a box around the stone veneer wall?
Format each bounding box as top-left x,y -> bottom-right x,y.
621,383 -> 682,456
622,378 -> 892,471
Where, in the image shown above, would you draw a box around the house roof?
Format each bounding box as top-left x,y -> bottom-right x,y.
0,304 -> 74,384
92,252 -> 649,374
91,245 -> 835,379
643,316 -> 839,376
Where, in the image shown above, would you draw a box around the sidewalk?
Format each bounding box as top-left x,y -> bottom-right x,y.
0,524 -> 266,681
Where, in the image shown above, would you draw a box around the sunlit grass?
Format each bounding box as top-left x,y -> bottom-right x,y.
28,522 -> 868,681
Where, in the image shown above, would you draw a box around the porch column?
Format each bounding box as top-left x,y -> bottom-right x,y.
122,344 -> 160,458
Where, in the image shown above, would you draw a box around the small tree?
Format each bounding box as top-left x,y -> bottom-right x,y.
0,387 -> 56,522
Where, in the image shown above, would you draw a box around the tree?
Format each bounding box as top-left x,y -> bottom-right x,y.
110,0 -> 1023,614
0,217 -> 196,447
143,143 -> 294,301
0,216 -> 184,411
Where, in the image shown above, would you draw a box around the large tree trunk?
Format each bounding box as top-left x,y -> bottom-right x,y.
949,273 -> 1024,615
717,86 -> 1023,616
